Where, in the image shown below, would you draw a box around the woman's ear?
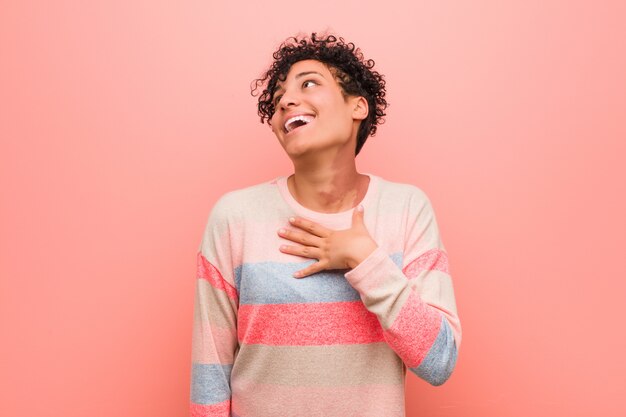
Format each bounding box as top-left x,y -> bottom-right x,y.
351,96 -> 369,121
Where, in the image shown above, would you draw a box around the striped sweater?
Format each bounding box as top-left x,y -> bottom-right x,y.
190,173 -> 462,417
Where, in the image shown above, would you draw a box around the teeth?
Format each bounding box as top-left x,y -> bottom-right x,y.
284,115 -> 314,132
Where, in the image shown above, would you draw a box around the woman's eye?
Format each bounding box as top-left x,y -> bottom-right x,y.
273,80 -> 315,105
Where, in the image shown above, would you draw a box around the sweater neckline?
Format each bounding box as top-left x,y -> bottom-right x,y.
276,173 -> 379,221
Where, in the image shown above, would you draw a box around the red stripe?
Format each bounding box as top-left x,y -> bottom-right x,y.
403,248 -> 449,279
383,290 -> 442,367
190,399 -> 230,417
238,301 -> 384,345
197,252 -> 238,302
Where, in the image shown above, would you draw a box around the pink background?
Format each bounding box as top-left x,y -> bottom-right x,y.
1,1 -> 625,416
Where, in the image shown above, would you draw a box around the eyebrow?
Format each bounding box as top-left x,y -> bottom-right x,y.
273,71 -> 325,96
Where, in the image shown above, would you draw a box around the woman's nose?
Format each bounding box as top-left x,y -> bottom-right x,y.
277,90 -> 299,109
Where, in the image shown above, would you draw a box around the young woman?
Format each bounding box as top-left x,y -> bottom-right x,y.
190,33 -> 462,417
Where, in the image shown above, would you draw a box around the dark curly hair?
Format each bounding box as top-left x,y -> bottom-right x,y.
250,32 -> 388,156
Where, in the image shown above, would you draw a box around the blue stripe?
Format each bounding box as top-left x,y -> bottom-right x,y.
234,252 -> 403,305
410,316 -> 457,386
391,252 -> 403,269
190,363 -> 232,404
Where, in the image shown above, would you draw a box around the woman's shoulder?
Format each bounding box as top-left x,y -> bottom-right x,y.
376,174 -> 431,204
209,176 -> 280,219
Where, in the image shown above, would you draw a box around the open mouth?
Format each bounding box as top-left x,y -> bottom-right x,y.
284,115 -> 315,134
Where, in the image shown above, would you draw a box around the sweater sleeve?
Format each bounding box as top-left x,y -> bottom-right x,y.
344,188 -> 461,386
190,196 -> 239,416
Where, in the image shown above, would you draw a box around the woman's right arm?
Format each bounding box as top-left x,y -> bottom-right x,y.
190,197 -> 239,417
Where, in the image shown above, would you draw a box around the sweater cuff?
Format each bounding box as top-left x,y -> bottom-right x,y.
344,246 -> 399,295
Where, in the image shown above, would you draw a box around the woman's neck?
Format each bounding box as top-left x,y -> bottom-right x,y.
287,169 -> 370,214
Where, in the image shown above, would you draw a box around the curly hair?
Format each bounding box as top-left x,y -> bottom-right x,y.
250,32 -> 388,156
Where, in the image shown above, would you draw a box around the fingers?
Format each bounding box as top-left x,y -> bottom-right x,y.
288,216 -> 331,238
279,243 -> 321,260
279,242 -> 325,278
292,261 -> 326,279
352,204 -> 364,225
278,226 -> 323,247
279,216 -> 332,279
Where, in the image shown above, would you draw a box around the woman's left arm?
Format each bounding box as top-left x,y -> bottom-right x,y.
344,189 -> 461,386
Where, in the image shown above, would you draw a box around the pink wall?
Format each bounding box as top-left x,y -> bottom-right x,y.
1,1 -> 625,416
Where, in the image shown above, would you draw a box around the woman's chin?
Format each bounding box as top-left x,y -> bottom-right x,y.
283,136 -> 313,155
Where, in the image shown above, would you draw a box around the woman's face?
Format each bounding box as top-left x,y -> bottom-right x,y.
269,59 -> 366,160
